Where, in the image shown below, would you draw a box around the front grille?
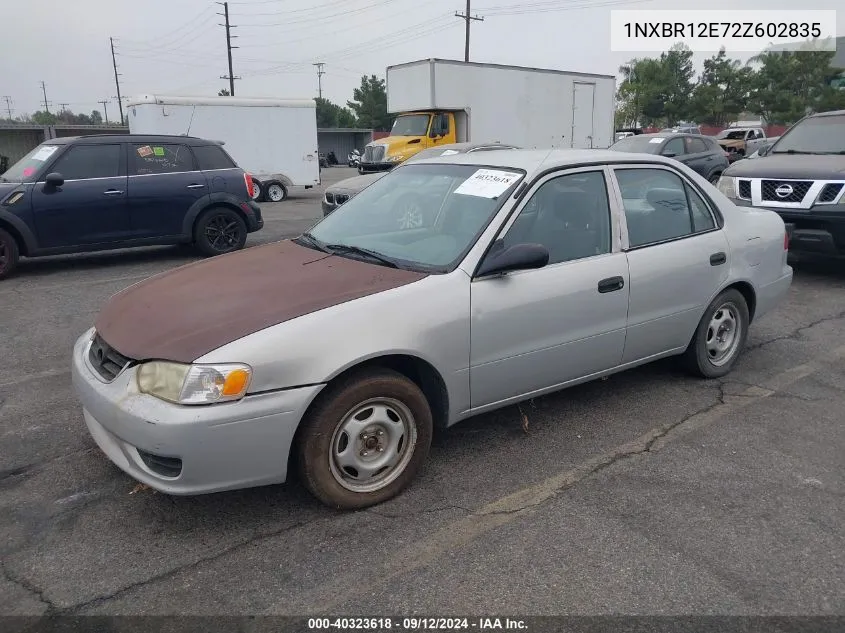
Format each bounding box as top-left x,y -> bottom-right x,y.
325,192 -> 334,203
738,180 -> 751,200
818,183 -> 843,203
138,450 -> 182,478
363,145 -> 385,162
335,193 -> 349,205
761,180 -> 812,203
88,332 -> 134,382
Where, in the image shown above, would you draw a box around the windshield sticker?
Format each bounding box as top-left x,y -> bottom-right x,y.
649,137 -> 664,143
440,149 -> 460,155
22,167 -> 36,178
454,169 -> 522,198
153,146 -> 166,157
137,145 -> 153,157
32,146 -> 58,161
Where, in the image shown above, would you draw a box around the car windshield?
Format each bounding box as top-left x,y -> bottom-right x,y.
770,115 -> 845,154
610,136 -> 662,153
407,146 -> 466,162
391,114 -> 431,137
303,163 -> 524,271
717,130 -> 747,140
0,144 -> 61,182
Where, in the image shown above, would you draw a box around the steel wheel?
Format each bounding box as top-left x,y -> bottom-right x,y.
266,183 -> 286,202
250,179 -> 263,201
705,302 -> 740,366
329,397 -> 418,493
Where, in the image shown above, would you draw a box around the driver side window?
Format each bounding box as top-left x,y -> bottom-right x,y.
502,171 -> 612,265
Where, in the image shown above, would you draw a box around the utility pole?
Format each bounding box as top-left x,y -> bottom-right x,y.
455,0 -> 483,62
98,99 -> 110,125
217,2 -> 240,95
39,81 -> 51,114
2,96 -> 13,120
58,103 -> 69,112
313,62 -> 325,99
110,37 -> 125,125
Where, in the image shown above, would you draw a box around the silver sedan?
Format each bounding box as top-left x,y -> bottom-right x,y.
72,149 -> 792,509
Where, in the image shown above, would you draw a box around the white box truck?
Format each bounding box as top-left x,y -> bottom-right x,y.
359,58 -> 615,172
126,95 -> 320,201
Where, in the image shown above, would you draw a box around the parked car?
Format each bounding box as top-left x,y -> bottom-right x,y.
0,134 -> 263,280
322,142 -> 520,218
661,125 -> 702,135
715,127 -> 769,159
72,149 -> 792,509
747,137 -> 780,159
717,109 -> 845,257
609,132 -> 729,184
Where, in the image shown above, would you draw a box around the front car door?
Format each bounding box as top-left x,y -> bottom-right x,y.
610,165 -> 730,364
127,142 -> 207,238
659,136 -> 687,163
469,167 -> 630,409
30,143 -> 129,248
682,136 -> 716,178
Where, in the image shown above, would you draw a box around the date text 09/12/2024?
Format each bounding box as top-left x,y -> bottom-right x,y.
307,618 -> 528,630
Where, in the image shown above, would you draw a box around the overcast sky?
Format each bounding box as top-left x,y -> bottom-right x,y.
1,0 -> 841,119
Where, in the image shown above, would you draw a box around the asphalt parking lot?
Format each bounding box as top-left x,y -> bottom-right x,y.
1,166 -> 843,617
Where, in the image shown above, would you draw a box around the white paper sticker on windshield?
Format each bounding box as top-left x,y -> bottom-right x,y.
440,149 -> 460,155
454,169 -> 521,198
32,146 -> 58,161
648,137 -> 665,143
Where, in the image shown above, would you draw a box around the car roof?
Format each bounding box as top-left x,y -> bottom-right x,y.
809,109 -> 845,118
42,134 -> 222,147
412,148 -> 685,173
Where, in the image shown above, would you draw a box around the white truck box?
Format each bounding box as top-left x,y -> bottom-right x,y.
386,59 -> 616,149
126,95 -> 320,197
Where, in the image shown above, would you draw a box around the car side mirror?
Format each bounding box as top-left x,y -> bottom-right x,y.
44,172 -> 64,188
662,152 -> 677,158
476,242 -> 549,277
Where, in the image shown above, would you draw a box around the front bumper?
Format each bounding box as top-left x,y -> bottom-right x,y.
359,162 -> 395,173
71,329 -> 323,495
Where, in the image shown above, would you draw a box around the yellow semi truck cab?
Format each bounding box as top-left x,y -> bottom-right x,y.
359,110 -> 458,173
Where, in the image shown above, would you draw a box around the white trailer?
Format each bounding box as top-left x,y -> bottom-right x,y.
385,59 -> 616,151
126,95 -> 320,201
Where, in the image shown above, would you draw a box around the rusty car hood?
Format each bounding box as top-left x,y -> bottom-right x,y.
94,240 -> 428,363
718,139 -> 746,149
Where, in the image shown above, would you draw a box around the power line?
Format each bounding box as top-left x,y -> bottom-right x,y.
110,37 -> 125,125
98,99 -> 110,125
455,0 -> 484,62
121,8 -> 216,47
39,81 -> 51,114
314,62 -> 325,99
58,103 -> 70,112
2,96 -> 13,119
120,14 -> 218,53
235,0 -> 403,26
217,2 -> 240,95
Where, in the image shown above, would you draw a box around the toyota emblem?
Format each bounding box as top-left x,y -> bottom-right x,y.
775,184 -> 794,198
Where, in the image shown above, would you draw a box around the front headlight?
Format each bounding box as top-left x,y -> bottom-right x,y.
716,175 -> 737,198
137,361 -> 252,405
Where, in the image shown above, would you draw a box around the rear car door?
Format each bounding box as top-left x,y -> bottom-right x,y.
30,143 -> 129,248
127,142 -> 207,238
470,168 -> 629,408
682,136 -> 716,178
610,165 -> 729,363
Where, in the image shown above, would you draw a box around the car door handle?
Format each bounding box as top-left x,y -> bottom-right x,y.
710,252 -> 727,266
103,189 -> 124,195
186,183 -> 205,189
598,276 -> 625,293
705,156 -> 714,161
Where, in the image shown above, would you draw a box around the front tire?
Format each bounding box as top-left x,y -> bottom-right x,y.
265,181 -> 287,202
296,369 -> 433,509
0,228 -> 21,280
683,289 -> 749,378
193,207 -> 248,257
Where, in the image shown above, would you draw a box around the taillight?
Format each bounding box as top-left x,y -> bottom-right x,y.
243,173 -> 254,198
784,231 -> 789,250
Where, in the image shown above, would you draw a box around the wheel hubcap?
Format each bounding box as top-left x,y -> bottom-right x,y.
250,183 -> 261,200
329,397 -> 417,493
706,302 -> 740,366
205,215 -> 241,251
268,185 -> 284,201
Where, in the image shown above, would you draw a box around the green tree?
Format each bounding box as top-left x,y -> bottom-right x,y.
689,48 -> 752,126
616,57 -> 671,127
31,110 -> 58,125
218,88 -> 231,96
314,97 -> 357,128
90,110 -> 103,125
347,75 -> 391,131
660,43 -> 695,126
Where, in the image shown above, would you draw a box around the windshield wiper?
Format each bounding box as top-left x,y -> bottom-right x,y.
770,149 -> 843,155
323,243 -> 402,268
296,231 -> 332,253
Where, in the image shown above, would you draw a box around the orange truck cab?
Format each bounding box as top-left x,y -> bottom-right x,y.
359,110 -> 458,173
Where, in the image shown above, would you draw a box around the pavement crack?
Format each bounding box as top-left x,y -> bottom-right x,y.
60,518 -> 315,614
747,310 -> 845,350
0,448 -> 96,490
1,561 -> 56,613
368,504 -> 471,519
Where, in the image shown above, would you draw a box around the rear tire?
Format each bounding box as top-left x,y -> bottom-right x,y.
193,207 -> 248,257
265,181 -> 287,202
683,289 -> 749,378
0,228 -> 20,280
296,368 -> 433,509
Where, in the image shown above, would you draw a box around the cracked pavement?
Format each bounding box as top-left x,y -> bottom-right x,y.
1,169 -> 844,616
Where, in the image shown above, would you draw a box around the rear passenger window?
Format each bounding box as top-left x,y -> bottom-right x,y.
48,145 -> 120,180
193,145 -> 237,170
129,143 -> 194,175
615,168 -> 715,247
685,137 -> 708,154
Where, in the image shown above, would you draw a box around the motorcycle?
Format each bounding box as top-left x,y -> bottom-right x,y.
347,149 -> 361,167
